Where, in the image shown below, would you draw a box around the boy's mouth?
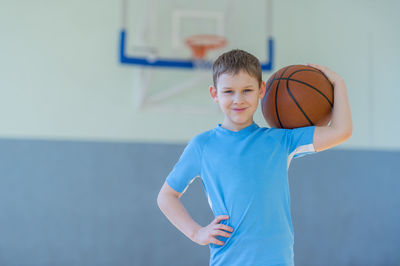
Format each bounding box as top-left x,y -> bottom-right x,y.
232,107 -> 247,112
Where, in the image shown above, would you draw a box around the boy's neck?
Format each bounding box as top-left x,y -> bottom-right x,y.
221,119 -> 254,132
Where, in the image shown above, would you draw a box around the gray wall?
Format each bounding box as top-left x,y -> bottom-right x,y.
0,138 -> 399,266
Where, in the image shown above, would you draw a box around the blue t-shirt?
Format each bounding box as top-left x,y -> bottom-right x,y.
166,122 -> 316,266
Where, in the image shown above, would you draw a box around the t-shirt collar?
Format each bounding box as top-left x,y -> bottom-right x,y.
216,121 -> 259,136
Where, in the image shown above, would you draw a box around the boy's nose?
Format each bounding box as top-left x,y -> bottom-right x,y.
233,94 -> 244,104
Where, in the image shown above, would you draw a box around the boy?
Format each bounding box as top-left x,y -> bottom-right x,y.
157,50 -> 352,266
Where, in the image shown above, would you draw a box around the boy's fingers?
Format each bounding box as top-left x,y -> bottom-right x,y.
214,215 -> 229,224
217,224 -> 234,232
211,238 -> 225,246
220,231 -> 232,238
211,229 -> 231,238
307,63 -> 322,69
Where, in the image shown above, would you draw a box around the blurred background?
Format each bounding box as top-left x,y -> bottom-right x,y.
0,0 -> 399,265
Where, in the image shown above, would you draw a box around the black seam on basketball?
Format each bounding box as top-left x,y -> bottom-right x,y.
275,67 -> 292,128
286,78 -> 314,126
269,77 -> 333,107
288,69 -> 333,107
288,69 -> 327,83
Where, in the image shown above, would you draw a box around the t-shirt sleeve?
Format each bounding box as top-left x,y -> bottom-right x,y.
286,126 -> 316,163
166,136 -> 202,194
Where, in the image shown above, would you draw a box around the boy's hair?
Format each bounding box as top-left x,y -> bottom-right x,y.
212,49 -> 262,89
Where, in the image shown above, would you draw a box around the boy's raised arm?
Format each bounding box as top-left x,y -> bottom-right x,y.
308,64 -> 353,152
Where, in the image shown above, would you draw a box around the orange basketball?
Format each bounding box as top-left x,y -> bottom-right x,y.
261,65 -> 334,129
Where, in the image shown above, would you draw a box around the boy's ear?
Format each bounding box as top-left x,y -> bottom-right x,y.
209,86 -> 219,103
259,80 -> 266,99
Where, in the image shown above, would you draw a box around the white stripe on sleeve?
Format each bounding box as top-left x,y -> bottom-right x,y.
180,175 -> 200,195
287,143 -> 315,169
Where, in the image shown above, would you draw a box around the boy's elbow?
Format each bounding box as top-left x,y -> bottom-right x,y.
343,126 -> 353,140
157,190 -> 179,209
340,131 -> 351,142
157,181 -> 182,210
348,129 -> 353,139
157,192 -> 165,208
334,125 -> 352,142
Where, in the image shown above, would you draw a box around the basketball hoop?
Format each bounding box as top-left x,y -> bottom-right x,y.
185,34 -> 227,60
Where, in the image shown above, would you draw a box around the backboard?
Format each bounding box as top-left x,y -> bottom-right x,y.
119,0 -> 274,112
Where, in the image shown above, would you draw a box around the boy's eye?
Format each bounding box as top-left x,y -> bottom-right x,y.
223,89 -> 253,93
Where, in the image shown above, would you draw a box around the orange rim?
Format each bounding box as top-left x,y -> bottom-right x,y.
185,35 -> 227,59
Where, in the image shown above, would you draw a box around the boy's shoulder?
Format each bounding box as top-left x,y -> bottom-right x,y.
189,128 -> 215,145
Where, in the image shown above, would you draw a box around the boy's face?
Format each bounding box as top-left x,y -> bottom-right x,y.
210,70 -> 266,131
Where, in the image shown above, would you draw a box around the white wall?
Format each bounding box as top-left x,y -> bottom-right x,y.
0,0 -> 399,150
